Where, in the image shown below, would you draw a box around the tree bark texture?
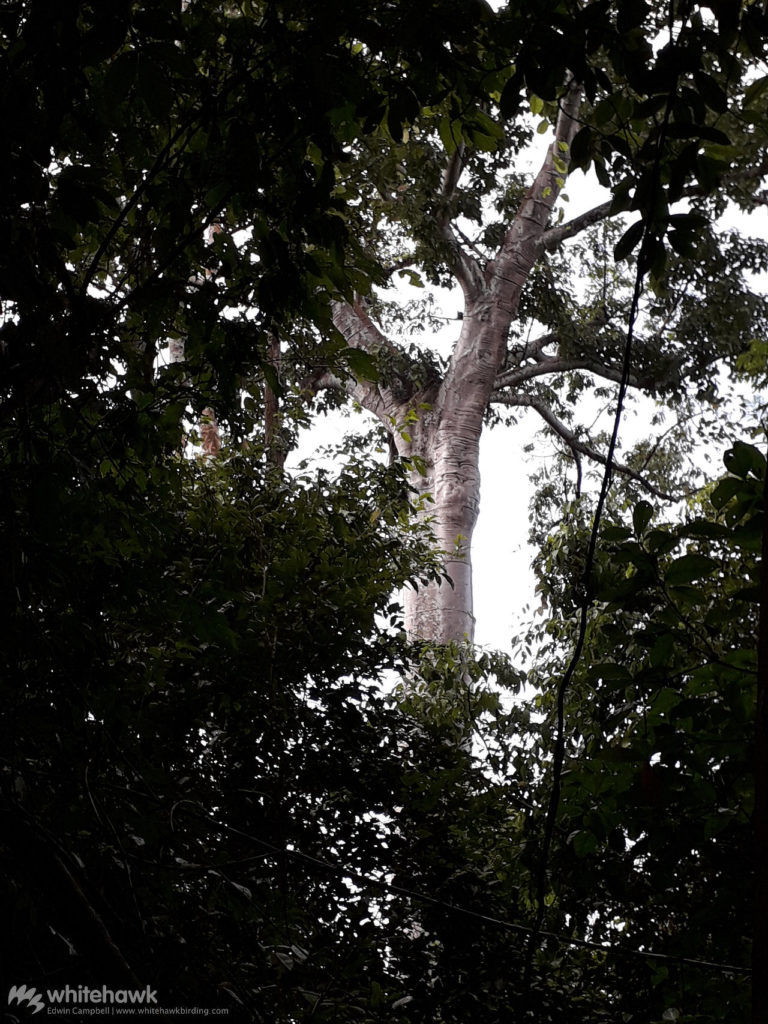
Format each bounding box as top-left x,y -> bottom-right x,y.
331,82 -> 583,645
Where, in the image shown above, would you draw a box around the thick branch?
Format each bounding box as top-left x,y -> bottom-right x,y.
330,297 -> 425,420
496,392 -> 684,501
512,331 -> 559,360
331,296 -> 393,356
489,79 -> 583,314
538,199 -> 613,254
494,352 -> 645,390
301,365 -> 389,421
264,330 -> 284,469
436,79 -> 584,429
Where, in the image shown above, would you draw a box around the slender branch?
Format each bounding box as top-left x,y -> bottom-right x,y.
435,142 -> 485,298
538,199 -> 613,254
753,443 -> 768,1023
438,142 -> 467,219
538,151 -> 768,255
455,223 -> 492,264
11,804 -> 141,985
496,392 -> 685,501
81,117 -> 199,297
53,851 -> 141,984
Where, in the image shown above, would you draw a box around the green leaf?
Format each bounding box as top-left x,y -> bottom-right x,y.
103,51 -> 138,106
633,500 -> 653,537
602,525 -> 632,541
664,553 -> 718,586
587,662 -> 632,684
645,529 -> 679,555
137,57 -> 174,120
499,75 -> 523,118
614,219 -> 644,261
345,348 -> 379,381
744,74 -> 768,108
553,155 -> 568,174
571,830 -> 598,858
710,476 -> 744,509
649,632 -> 675,667
438,116 -> 459,155
723,441 -> 765,480
693,70 -> 729,114
262,362 -> 283,397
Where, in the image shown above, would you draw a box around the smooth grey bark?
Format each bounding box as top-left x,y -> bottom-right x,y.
329,82 -> 584,645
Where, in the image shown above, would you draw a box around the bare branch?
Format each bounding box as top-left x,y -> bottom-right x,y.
455,224 -> 492,264
434,142 -> 485,298
264,330 -> 285,470
495,392 -> 686,501
538,199 -> 613,254
494,352 -> 646,390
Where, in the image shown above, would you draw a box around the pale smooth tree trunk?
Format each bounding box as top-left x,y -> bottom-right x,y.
330,82 -> 583,645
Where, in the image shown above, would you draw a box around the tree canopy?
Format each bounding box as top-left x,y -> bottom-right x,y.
1,1 -> 767,1021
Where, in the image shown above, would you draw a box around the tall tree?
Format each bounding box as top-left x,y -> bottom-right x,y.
4,0 -> 766,647
310,0 -> 768,643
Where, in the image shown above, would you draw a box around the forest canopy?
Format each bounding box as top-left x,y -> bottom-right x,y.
1,1 -> 767,1021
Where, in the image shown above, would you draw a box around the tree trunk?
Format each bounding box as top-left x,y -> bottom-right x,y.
330,81 -> 583,646
396,389 -> 482,645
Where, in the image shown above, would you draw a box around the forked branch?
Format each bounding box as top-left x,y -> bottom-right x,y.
496,392 -> 687,501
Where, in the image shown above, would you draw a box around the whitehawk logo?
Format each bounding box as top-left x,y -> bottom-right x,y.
7,985 -> 45,1015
